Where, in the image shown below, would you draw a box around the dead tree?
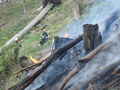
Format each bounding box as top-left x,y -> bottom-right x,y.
23,0 -> 26,13
9,35 -> 83,90
73,0 -> 80,20
58,24 -> 102,90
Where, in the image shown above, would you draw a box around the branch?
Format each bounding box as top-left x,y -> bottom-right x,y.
79,42 -> 108,62
57,63 -> 86,90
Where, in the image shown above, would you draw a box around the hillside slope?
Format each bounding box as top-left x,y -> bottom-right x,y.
0,0 -> 88,89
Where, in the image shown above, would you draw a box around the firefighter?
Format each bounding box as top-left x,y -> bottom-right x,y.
39,29 -> 49,46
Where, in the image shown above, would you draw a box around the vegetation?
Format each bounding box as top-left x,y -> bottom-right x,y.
0,0 -> 89,89
0,43 -> 16,89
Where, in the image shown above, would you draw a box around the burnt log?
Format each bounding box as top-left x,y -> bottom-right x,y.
9,35 -> 83,90
83,24 -> 102,54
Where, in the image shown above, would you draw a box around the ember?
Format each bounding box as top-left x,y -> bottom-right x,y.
64,33 -> 69,38
29,55 -> 39,64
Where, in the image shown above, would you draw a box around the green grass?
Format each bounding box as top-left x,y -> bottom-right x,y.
0,0 -> 89,89
19,0 -> 74,57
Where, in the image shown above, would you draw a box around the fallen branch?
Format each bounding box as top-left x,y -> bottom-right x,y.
101,78 -> 120,90
111,66 -> 120,76
79,42 -> 107,62
57,63 -> 86,90
9,35 -> 83,90
13,58 -> 47,75
79,60 -> 120,90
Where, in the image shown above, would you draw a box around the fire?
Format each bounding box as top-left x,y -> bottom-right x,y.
64,33 -> 69,38
29,55 -> 39,64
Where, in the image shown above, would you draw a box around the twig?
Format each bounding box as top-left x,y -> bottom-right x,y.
112,67 -> 120,76
101,78 -> 120,89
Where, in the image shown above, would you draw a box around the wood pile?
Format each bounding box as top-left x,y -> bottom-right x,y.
9,24 -> 120,90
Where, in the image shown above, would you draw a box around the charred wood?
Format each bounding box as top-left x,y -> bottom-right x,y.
58,24 -> 103,90
79,27 -> 120,62
101,78 -> 120,90
57,63 -> 86,90
9,35 -> 83,90
79,42 -> 107,62
83,24 -> 102,54
79,60 -> 120,90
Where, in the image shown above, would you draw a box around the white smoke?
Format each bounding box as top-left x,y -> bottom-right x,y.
63,0 -> 120,89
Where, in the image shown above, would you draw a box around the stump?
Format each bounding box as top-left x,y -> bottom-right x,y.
83,24 -> 102,54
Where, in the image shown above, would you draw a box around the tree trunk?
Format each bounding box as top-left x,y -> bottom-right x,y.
73,0 -> 80,20
23,0 -> 26,13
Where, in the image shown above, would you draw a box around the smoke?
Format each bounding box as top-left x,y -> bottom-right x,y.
26,0 -> 120,89
65,31 -> 120,89
61,0 -> 120,89
58,0 -> 120,40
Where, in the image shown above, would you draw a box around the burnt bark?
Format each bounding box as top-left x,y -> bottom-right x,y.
83,24 -> 102,54
9,35 -> 83,90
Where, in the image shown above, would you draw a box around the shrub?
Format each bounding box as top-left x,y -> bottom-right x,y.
0,43 -> 16,80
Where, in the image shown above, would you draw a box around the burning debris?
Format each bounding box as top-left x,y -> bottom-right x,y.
9,0 -> 120,89
10,22 -> 120,90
